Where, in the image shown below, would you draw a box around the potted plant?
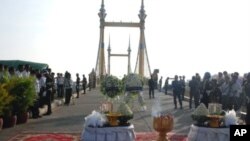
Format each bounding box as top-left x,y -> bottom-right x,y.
0,84 -> 14,130
0,84 -> 15,128
5,76 -> 36,124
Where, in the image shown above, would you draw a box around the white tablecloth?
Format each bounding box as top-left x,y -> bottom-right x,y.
187,124 -> 229,141
81,124 -> 135,141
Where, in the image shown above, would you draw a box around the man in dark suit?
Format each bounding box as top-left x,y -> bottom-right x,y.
172,75 -> 183,109
148,75 -> 155,99
44,71 -> 53,115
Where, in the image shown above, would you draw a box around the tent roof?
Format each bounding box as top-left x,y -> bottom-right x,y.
0,60 -> 48,70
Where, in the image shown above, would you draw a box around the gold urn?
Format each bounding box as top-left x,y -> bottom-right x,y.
106,113 -> 121,126
207,115 -> 223,128
153,115 -> 174,141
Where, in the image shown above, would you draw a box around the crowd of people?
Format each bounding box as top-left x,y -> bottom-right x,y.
2,63 -> 250,124
157,71 -> 250,124
0,64 -> 96,119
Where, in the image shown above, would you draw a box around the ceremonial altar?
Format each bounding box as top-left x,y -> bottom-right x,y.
187,124 -> 229,141
82,74 -> 136,141
81,124 -> 135,141
188,103 -> 237,141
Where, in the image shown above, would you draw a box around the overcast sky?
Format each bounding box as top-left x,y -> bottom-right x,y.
0,0 -> 249,80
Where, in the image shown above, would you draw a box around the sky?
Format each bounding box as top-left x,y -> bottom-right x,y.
0,0 -> 249,81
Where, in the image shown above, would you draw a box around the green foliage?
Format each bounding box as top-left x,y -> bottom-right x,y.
4,76 -> 36,115
100,75 -> 123,98
0,84 -> 14,117
0,71 -> 10,83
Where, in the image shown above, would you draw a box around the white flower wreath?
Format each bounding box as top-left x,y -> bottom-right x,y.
123,73 -> 146,111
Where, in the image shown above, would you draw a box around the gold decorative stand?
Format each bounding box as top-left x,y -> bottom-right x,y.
153,115 -> 174,141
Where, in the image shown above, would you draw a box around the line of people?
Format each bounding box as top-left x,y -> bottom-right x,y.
0,63 -> 95,119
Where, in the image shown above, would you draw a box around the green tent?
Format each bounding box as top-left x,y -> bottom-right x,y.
0,60 -> 48,70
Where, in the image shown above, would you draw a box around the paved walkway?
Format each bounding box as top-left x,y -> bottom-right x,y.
0,88 -> 194,141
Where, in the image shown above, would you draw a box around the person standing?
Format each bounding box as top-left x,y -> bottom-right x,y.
148,75 -> 155,99
180,75 -> 186,100
220,75 -> 230,110
172,75 -> 183,109
88,73 -> 92,91
44,71 -> 53,115
38,72 -> 46,108
91,68 -> 96,88
243,73 -> 250,124
30,70 -> 41,118
82,74 -> 87,94
209,79 -> 222,104
217,72 -> 225,87
200,72 -> 212,107
64,71 -> 73,105
50,72 -> 56,101
56,73 -> 64,98
159,76 -> 163,92
76,73 -> 80,98
189,76 -> 200,109
15,64 -> 24,78
164,77 -> 169,95
227,74 -> 242,111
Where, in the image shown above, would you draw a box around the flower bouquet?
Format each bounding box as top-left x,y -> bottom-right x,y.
192,103 -> 209,126
84,111 -> 107,128
100,75 -> 122,99
224,109 -> 238,127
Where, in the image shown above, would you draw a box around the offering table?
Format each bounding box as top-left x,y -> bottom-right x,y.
187,124 -> 229,141
81,124 -> 135,141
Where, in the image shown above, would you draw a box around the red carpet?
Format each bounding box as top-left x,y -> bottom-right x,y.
8,133 -> 80,141
135,132 -> 187,141
8,132 -> 187,141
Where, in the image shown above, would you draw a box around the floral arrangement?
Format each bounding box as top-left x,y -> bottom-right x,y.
192,103 -> 209,116
84,110 -> 107,127
124,91 -> 146,111
117,102 -> 133,125
124,73 -> 143,91
191,103 -> 209,125
117,102 -> 133,116
224,109 -> 238,127
100,75 -> 122,98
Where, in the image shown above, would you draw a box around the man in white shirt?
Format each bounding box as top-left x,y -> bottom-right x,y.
15,64 -> 24,78
56,73 -> 64,98
228,74 -> 242,111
